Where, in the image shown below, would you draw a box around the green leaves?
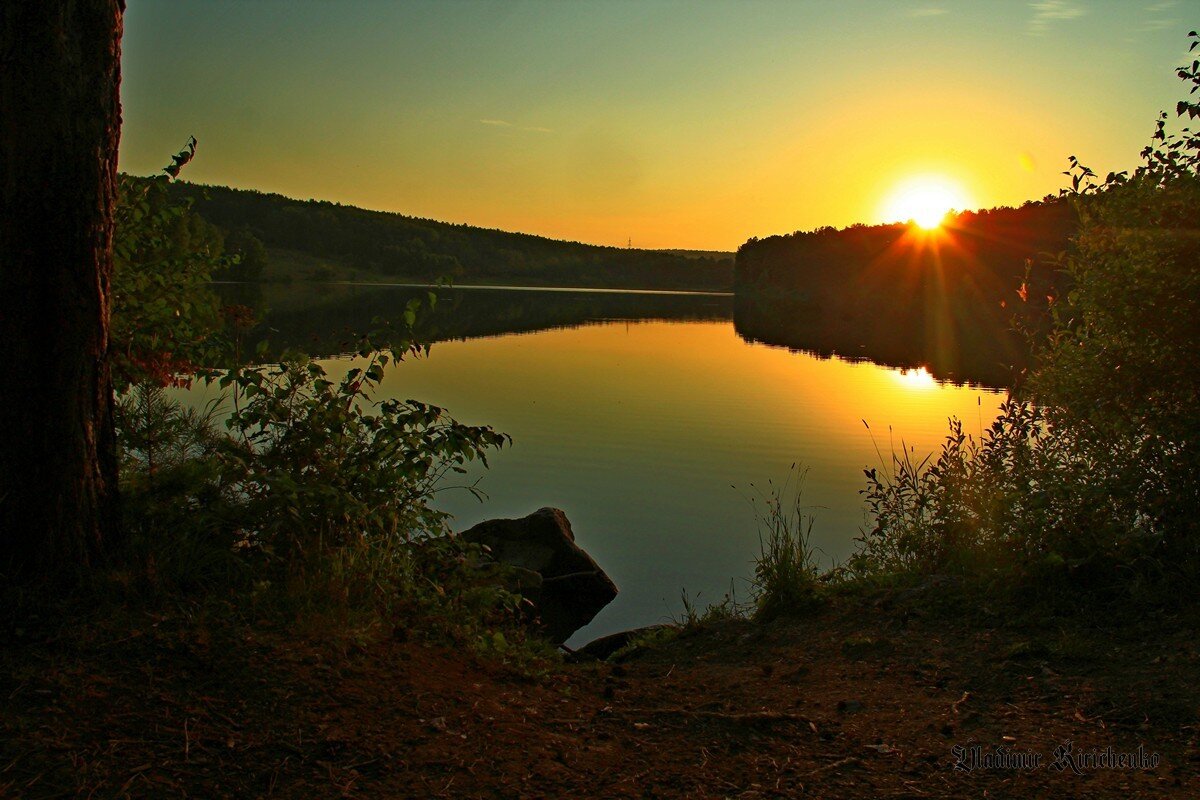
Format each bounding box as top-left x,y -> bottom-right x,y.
111,147 -> 526,641
204,346 -> 509,560
111,170 -> 230,390
403,298 -> 421,328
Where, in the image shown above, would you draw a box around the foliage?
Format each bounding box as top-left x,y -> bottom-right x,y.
107,146 -> 526,655
855,404 -> 1085,578
675,583 -> 746,629
115,307 -> 515,627
1031,115 -> 1200,563
734,201 -> 1076,385
852,35 -> 1200,594
111,137 -> 276,389
747,466 -> 822,620
114,383 -> 242,591
216,227 -> 268,281
212,332 -> 510,561
110,171 -> 227,389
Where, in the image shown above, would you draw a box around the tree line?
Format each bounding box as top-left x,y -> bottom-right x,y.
733,200 -> 1077,385
165,181 -> 734,291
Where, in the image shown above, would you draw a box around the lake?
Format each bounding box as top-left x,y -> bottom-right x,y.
213,283 -> 1005,645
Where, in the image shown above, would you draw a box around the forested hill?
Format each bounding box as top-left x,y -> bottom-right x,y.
164,180 -> 733,291
733,200 -> 1077,385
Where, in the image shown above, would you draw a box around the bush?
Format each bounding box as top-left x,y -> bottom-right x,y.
853,34 -> 1200,595
111,171 -> 228,390
107,145 -> 521,649
1031,161 -> 1200,565
214,338 -> 509,561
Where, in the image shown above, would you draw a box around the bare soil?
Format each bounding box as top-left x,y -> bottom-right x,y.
2,594 -> 1197,798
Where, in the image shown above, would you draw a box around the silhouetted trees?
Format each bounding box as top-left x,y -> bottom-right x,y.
219,227 -> 268,281
734,201 -> 1077,385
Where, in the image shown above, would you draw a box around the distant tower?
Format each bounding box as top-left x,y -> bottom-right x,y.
627,236 -> 632,249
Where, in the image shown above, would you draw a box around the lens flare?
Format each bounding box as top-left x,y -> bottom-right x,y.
881,177 -> 971,230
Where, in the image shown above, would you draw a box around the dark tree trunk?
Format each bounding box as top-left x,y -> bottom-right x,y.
0,1 -> 125,575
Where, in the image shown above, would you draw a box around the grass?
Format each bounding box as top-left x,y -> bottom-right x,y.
627,462 -> 828,660
748,465 -> 823,621
674,582 -> 747,629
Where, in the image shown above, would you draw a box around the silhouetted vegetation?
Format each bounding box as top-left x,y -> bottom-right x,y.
159,180 -> 734,291
14,13 -> 1200,800
847,37 -> 1200,602
735,201 -> 1076,385
100,161 -> 733,651
57,150 -> 555,670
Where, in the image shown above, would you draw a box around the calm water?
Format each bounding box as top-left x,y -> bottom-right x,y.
207,284 -> 1005,645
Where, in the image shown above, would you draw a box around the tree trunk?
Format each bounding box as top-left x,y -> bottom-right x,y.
0,1 -> 125,575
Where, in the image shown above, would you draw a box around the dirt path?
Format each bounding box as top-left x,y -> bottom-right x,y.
2,599 -> 1196,798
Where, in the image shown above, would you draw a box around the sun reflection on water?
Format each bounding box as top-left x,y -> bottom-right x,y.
893,366 -> 937,390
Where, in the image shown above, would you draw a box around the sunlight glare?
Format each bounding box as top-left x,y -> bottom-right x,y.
881,177 -> 971,230
893,366 -> 937,390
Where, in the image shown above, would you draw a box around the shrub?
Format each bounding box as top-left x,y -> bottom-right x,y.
114,383 -> 242,591
107,145 -> 518,647
853,34 -> 1200,594
214,338 -> 509,562
111,167 -> 228,390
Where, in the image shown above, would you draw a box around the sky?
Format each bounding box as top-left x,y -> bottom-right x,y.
120,1 -> 1197,250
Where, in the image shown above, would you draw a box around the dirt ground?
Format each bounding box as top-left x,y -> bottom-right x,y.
1,594 -> 1197,799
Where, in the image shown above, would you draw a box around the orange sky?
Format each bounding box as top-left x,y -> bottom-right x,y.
120,1 -> 1193,250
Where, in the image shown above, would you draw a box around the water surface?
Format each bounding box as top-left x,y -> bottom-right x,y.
211,284 -> 1004,644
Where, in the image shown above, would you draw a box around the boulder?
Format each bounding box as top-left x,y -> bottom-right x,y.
574,624 -> 670,662
461,507 -> 617,643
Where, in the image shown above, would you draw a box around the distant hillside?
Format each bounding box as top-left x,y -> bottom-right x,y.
734,200 -> 1077,385
165,181 -> 733,291
657,249 -> 736,261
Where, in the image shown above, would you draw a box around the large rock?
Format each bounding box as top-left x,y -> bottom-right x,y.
461,507 -> 617,643
574,624 -> 670,662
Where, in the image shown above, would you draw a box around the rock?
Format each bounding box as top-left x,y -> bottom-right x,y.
461,507 -> 617,643
575,624 -> 670,661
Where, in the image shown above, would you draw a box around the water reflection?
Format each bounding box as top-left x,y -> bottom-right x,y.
892,366 -> 938,390
203,284 -> 1005,643
215,282 -> 733,355
733,291 -> 1019,388
347,318 -> 1002,643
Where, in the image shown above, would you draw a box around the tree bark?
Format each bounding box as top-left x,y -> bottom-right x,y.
0,1 -> 124,575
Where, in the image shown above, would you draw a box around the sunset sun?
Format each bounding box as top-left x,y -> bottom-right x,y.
881,177 -> 971,230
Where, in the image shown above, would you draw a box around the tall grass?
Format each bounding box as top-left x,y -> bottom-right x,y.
749,465 -> 822,620
673,581 -> 747,629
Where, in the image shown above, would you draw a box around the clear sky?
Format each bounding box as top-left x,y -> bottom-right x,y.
119,1 -> 1196,250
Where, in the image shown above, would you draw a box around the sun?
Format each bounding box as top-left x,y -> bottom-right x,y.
881,176 -> 971,230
